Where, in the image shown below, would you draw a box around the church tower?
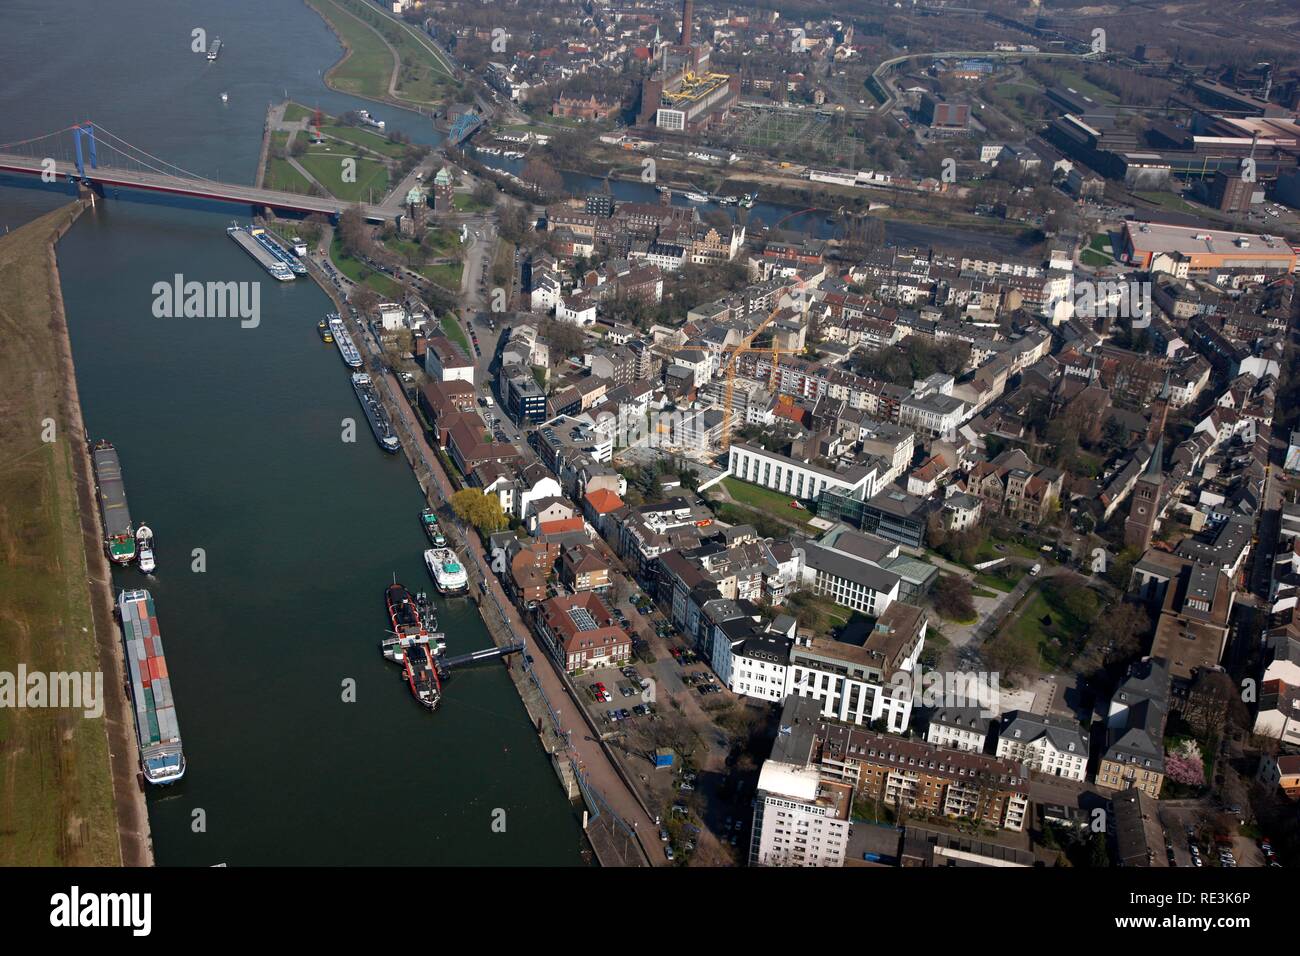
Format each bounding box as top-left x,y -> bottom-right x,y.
1124,435 -> 1165,552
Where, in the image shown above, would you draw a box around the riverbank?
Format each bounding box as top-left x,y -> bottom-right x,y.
303,0 -> 456,116
0,200 -> 152,867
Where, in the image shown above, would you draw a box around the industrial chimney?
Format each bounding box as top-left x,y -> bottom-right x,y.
680,0 -> 693,47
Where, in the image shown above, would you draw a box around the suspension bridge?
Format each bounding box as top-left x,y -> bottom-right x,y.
0,123 -> 404,222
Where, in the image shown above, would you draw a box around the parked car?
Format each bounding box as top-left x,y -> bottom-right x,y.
664,846 -> 675,861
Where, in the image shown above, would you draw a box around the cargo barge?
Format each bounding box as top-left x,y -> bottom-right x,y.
207,37 -> 222,61
119,589 -> 186,785
91,439 -> 136,565
226,224 -> 294,281
351,372 -> 400,453
328,314 -> 363,369
250,225 -> 307,275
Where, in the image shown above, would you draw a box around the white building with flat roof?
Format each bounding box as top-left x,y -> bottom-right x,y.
750,760 -> 853,868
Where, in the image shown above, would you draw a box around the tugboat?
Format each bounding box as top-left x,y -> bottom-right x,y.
317,319 -> 334,343
136,525 -> 156,575
382,583 -> 441,709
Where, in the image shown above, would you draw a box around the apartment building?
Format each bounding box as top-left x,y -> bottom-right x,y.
776,696 -> 1028,832
995,711 -> 1089,781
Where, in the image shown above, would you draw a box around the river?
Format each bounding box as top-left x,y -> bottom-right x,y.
0,0 -> 584,866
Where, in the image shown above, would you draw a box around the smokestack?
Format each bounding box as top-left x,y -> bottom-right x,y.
680,0 -> 693,47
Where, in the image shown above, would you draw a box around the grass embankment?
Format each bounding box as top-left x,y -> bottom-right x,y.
440,314 -> 471,353
0,204 -> 120,865
306,0 -> 455,108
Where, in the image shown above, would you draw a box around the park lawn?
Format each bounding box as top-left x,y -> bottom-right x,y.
440,314 -> 471,353
283,101 -> 313,124
721,477 -> 815,528
297,152 -> 390,203
330,236 -> 403,297
320,122 -> 409,159
453,193 -> 492,213
264,157 -> 314,194
425,261 -> 462,289
976,566 -> 1023,592
425,227 -> 461,257
307,0 -> 395,100
1081,249 -> 1111,268
997,583 -> 1088,670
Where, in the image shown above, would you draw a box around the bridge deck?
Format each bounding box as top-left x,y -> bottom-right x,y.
0,154 -> 397,222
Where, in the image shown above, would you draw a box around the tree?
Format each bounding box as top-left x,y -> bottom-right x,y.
932,574 -> 975,622
450,488 -> 507,536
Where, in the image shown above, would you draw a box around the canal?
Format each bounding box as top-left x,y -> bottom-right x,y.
0,0 -> 584,865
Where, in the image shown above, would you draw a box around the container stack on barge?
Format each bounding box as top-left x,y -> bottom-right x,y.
226,223 -> 294,281
119,589 -> 186,785
91,439 -> 136,565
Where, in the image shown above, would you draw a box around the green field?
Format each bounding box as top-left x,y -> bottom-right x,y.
720,477 -> 815,528
0,204 -> 121,865
264,157 -> 315,194
298,152 -> 390,203
307,0 -> 395,100
307,0 -> 454,108
453,193 -> 491,213
283,102 -> 313,124
319,122 -> 410,159
425,261 -> 463,289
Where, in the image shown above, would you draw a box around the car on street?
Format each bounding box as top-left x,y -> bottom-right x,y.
659,828 -> 669,842
664,846 -> 675,861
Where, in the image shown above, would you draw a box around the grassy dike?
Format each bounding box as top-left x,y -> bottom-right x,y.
0,202 -> 146,865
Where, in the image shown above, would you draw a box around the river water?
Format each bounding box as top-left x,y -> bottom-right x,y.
0,0 -> 584,866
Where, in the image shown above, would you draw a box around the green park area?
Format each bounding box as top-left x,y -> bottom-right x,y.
330,236 -> 402,298
1081,233 -> 1113,268
719,477 -> 817,530
987,578 -> 1101,673
298,151 -> 390,203
306,0 -> 454,108
307,0 -> 394,100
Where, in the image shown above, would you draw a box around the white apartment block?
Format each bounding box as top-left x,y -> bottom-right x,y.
727,443 -> 882,503
750,761 -> 853,868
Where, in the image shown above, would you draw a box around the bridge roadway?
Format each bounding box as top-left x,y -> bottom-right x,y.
0,153 -> 406,222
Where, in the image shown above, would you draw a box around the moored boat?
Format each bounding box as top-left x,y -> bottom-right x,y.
136,524 -> 156,575
420,508 -> 446,546
91,439 -> 136,565
119,589 -> 185,784
424,547 -> 469,595
317,319 -> 334,343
